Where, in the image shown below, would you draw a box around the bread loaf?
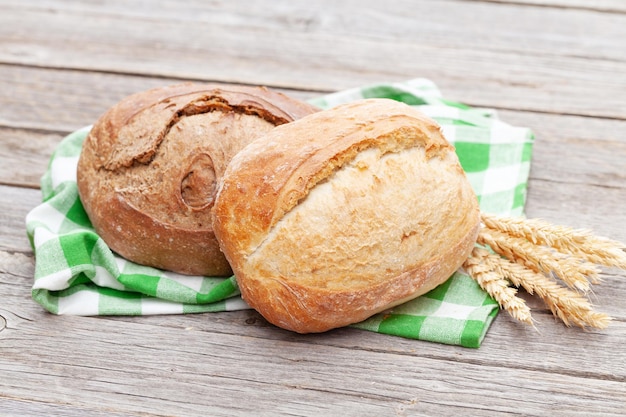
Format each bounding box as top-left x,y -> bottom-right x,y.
212,99 -> 480,333
77,83 -> 318,276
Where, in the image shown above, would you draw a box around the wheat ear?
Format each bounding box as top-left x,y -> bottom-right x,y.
481,213 -> 626,270
463,212 -> 626,329
480,249 -> 611,329
477,227 -> 599,293
463,247 -> 533,326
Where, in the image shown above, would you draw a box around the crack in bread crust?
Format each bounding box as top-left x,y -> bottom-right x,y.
101,90 -> 301,171
247,142 -> 474,290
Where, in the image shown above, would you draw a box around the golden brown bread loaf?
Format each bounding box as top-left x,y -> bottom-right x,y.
212,99 -> 480,333
77,83 -> 318,276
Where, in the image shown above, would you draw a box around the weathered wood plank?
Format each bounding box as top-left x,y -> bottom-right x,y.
0,185 -> 41,254
1,2 -> 625,117
0,399 -> 140,417
499,109 -> 626,145
4,63 -> 624,142
1,66 -> 625,196
501,110 -> 626,191
1,330 -> 623,417
5,0 -> 625,61
0,127 -> 60,188
2,290 -> 625,417
1,251 -> 624,416
525,179 -> 626,243
0,64 -> 194,132
3,244 -> 625,376
0,64 -> 313,133
471,0 -> 626,13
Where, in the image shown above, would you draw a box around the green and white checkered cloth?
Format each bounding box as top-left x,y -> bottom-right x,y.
26,78 -> 534,348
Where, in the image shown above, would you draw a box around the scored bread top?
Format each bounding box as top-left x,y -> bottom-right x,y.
214,98 -> 461,262
212,99 -> 480,332
88,83 -> 317,171
77,83 -> 318,276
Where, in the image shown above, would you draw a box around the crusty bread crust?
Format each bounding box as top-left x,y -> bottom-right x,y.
213,99 -> 480,332
77,83 -> 318,276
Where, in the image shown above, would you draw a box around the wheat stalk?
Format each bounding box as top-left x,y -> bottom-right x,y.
463,247 -> 533,326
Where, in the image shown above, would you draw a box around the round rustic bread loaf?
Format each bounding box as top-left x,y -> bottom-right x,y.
212,98 -> 480,333
77,83 -> 318,276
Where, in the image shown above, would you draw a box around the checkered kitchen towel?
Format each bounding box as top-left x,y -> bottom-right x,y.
26,78 -> 534,348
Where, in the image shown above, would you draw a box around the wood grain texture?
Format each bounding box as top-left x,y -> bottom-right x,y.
0,127 -> 61,188
1,249 -> 624,416
1,65 -> 625,199
1,0 -> 626,415
0,399 -> 142,417
2,186 -> 625,415
470,0 -> 626,13
1,1 -> 625,118
0,64 -> 313,132
0,186 -> 42,254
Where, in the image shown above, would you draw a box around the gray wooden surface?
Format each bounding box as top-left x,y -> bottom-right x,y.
1,1 -> 625,415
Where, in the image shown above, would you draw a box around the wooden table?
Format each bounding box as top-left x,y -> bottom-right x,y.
1,1 -> 625,415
